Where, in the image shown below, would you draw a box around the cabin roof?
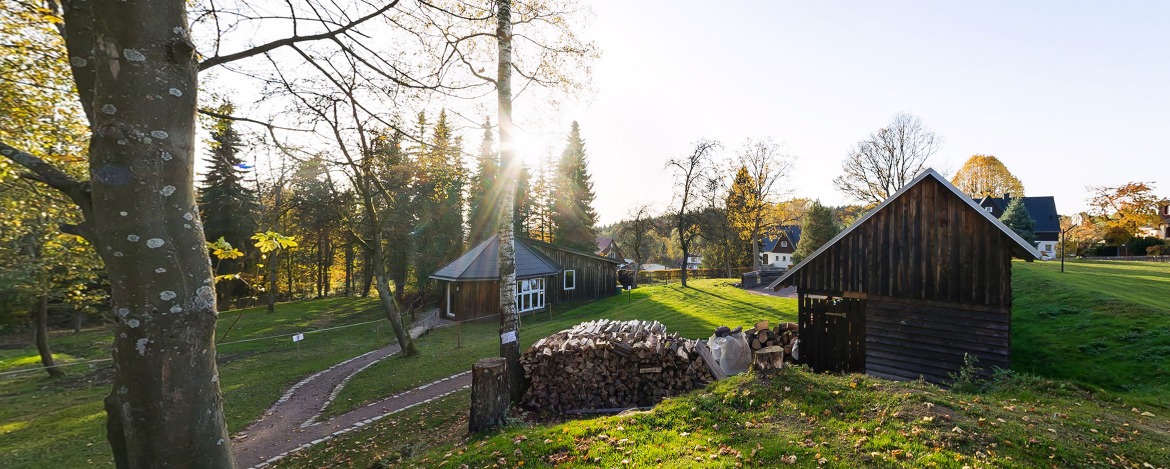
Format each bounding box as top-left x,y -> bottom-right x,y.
977,195 -> 1060,234
769,168 -> 1041,290
761,226 -> 802,252
429,235 -> 563,281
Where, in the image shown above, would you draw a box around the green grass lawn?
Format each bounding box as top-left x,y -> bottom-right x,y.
295,264 -> 1170,468
324,279 -> 796,417
0,296 -> 394,468
409,369 -> 1170,468
1012,260 -> 1170,407
4,261 -> 1169,468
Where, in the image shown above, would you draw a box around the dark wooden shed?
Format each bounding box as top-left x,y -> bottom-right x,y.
430,235 -> 620,322
768,169 -> 1040,383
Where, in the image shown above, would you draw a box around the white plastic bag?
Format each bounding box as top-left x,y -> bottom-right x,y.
708,331 -> 751,376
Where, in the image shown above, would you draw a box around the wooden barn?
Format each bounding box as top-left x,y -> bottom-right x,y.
430,235 -> 621,321
768,169 -> 1040,383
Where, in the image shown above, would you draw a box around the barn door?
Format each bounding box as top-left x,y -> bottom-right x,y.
798,295 -> 866,373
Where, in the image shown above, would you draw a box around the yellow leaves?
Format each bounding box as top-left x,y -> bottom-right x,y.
207,237 -> 243,260
252,231 -> 297,253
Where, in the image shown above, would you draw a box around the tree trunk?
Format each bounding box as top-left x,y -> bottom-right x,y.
67,1 -> 236,465
267,252 -> 277,313
496,0 -> 523,404
361,247 -> 374,298
286,249 -> 294,297
632,264 -> 641,289
362,182 -> 414,356
751,225 -> 762,272
679,245 -> 689,287
73,310 -> 84,333
344,240 -> 354,296
469,357 -> 508,432
33,295 -> 63,378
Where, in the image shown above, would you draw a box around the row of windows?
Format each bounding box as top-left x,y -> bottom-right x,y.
515,270 -> 575,313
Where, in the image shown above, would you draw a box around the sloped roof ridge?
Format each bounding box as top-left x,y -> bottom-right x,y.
768,168 -> 1041,290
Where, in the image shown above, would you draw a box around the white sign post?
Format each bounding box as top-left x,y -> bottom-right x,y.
293,333 -> 304,359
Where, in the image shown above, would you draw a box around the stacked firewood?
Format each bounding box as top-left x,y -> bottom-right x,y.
746,321 -> 800,362
521,319 -> 716,413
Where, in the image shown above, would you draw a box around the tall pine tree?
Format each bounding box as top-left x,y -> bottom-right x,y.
528,151 -> 556,242
550,121 -> 599,252
467,118 -> 500,243
412,110 -> 466,292
514,163 -> 534,237
198,102 -> 257,274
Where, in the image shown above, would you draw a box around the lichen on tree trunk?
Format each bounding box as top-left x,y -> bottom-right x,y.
59,0 -> 236,466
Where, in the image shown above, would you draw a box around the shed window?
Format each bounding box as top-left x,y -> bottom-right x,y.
516,278 -> 545,313
564,270 -> 576,290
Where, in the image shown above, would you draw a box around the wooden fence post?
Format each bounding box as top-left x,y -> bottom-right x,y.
469,357 -> 509,433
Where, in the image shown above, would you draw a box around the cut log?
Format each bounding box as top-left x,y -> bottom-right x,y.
469,357 -> 508,432
753,346 -> 785,372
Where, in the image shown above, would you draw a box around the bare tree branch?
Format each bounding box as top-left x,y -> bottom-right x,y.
197,0 -> 401,71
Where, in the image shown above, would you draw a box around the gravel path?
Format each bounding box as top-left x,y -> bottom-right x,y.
231,310 -> 472,468
745,284 -> 799,298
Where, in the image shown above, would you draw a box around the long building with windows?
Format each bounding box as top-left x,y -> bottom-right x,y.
429,235 -> 621,321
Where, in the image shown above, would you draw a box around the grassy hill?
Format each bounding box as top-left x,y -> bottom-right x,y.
1012,260 -> 1170,406
283,262 -> 1170,468
2,261 -> 1168,468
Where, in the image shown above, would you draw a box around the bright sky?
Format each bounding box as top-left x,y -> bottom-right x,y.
519,1 -> 1170,225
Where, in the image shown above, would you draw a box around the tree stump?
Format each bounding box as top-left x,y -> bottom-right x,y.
753,346 -> 784,373
469,357 -> 509,433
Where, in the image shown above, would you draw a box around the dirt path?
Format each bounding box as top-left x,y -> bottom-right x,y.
231,310 -> 472,469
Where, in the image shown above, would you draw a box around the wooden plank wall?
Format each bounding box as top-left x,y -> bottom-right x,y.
444,280 -> 501,321
865,298 -> 1010,384
792,177 -> 1014,307
797,294 -> 866,373
527,245 -> 618,303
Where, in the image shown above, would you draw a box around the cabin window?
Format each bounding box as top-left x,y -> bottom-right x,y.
516,278 -> 545,313
781,241 -> 787,247
564,270 -> 576,290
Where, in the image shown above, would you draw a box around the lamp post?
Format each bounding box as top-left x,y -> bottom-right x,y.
1061,214 -> 1083,273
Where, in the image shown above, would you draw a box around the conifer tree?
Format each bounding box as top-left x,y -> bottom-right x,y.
1000,198 -> 1037,245
467,118 -> 500,243
793,201 -> 839,263
413,110 -> 466,291
198,102 -> 257,274
551,121 -> 598,252
725,166 -> 757,267
514,163 -> 534,236
528,151 -> 556,242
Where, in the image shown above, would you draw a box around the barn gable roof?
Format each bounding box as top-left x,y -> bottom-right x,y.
769,168 -> 1041,290
430,234 -> 563,281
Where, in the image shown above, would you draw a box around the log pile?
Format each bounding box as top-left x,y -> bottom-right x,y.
521,319 -> 716,413
746,321 -> 800,362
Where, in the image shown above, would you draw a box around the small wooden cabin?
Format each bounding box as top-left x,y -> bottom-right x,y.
430,235 -> 621,321
769,169 -> 1040,383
